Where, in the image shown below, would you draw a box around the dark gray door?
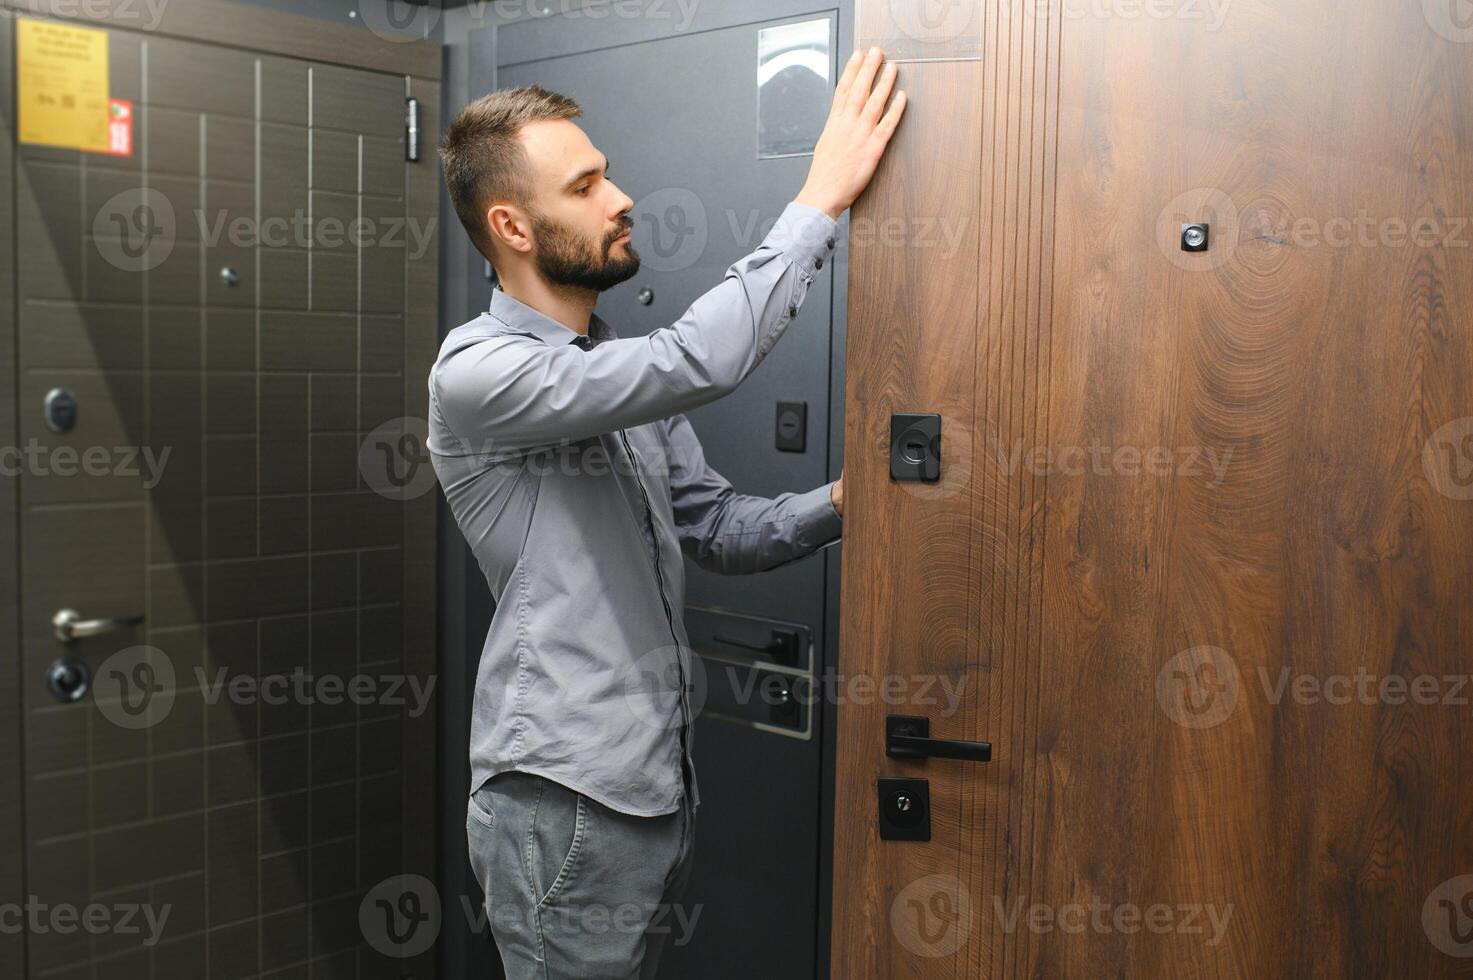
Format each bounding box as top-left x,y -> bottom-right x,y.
10,18 -> 437,978
0,11 -> 22,980
490,7 -> 846,978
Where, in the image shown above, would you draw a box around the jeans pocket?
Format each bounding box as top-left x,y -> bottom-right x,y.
467,784 -> 497,829
530,778 -> 586,911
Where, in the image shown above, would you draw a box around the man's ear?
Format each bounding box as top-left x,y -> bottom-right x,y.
486,202 -> 534,256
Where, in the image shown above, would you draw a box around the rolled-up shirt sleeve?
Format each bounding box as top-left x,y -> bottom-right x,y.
430,201 -> 838,457
664,412 -> 842,575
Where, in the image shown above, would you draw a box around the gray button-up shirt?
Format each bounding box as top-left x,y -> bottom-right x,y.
429,201 -> 843,817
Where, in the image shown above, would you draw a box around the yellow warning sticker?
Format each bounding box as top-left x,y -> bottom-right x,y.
17,18 -> 111,153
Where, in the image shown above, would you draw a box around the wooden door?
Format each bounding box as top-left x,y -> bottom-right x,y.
831,0 -> 1473,976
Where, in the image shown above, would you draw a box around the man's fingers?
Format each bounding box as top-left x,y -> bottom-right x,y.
861,61 -> 898,123
876,89 -> 907,138
832,48 -> 862,109
846,47 -> 885,114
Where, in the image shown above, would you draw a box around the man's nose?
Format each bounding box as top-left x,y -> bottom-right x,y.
609,182 -> 634,217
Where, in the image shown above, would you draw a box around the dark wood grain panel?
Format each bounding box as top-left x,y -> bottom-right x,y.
966,0 -> 1061,976
1033,0 -> 1473,976
836,0 -> 1473,976
829,58 -> 984,979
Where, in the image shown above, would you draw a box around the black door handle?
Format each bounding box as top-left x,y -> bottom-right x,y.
886,715 -> 991,763
711,627 -> 801,665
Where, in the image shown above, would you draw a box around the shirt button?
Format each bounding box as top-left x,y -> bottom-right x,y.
825,237 -> 835,250
815,257 -> 823,270
788,305 -> 798,318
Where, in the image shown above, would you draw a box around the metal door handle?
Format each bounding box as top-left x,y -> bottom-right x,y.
886,715 -> 991,763
52,608 -> 144,644
712,628 -> 800,665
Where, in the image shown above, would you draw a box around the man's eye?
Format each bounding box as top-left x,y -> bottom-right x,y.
576,185 -> 590,195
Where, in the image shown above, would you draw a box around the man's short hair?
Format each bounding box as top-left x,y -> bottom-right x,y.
438,85 -> 582,262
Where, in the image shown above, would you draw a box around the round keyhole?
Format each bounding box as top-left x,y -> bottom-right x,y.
901,428 -> 932,465
47,657 -> 91,703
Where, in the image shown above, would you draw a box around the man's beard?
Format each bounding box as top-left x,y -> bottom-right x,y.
529,208 -> 640,292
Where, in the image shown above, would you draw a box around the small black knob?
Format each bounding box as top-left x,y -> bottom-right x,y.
636,287 -> 654,306
1181,223 -> 1210,252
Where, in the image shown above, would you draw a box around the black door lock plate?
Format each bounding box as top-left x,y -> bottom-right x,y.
776,400 -> 807,453
878,776 -> 931,841
890,413 -> 941,482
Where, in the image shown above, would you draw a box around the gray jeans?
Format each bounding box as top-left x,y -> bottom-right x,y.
466,770 -> 697,979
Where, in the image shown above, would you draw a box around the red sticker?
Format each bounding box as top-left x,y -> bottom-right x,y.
105,98 -> 131,156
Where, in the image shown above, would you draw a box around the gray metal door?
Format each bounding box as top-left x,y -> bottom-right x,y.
488,6 -> 848,977
8,16 -> 437,977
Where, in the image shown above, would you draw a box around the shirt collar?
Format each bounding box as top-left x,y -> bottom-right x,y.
487,288 -> 618,347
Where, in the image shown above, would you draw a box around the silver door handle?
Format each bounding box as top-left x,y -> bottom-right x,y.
52,608 -> 144,644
